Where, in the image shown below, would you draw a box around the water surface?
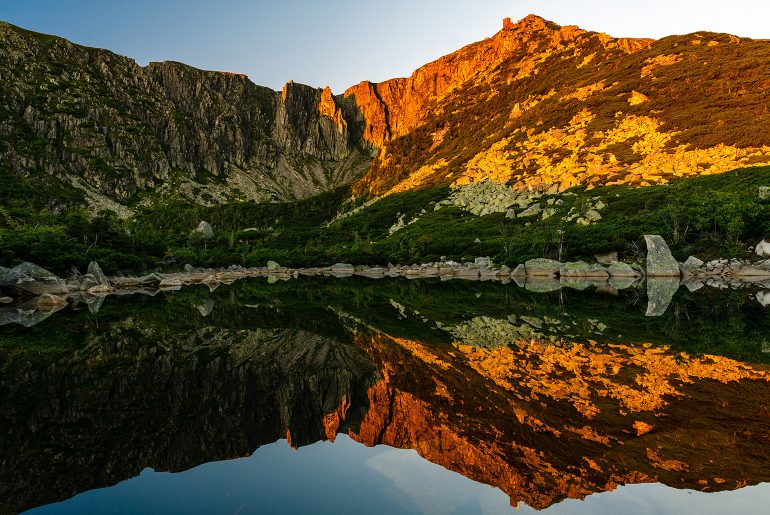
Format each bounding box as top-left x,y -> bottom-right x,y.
3,277 -> 770,514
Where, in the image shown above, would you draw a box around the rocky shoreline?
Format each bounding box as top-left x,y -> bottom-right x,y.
3,235 -> 770,325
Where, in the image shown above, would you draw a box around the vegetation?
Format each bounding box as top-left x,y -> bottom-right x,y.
1,166 -> 770,275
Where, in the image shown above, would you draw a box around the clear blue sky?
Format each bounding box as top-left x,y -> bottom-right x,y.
2,0 -> 769,92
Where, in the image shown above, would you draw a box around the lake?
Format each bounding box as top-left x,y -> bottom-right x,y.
2,276 -> 770,514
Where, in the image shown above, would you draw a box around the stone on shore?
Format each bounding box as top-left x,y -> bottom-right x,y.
595,251 -> 618,264
680,256 -> 704,273
266,261 -> 281,270
756,240 -> 770,258
524,258 -> 561,277
87,261 -> 110,286
511,264 -> 527,277
644,235 -> 680,277
607,262 -> 638,278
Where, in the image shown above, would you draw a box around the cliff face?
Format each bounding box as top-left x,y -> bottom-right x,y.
0,21 -> 372,208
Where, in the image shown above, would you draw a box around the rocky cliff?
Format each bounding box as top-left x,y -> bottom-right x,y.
0,21 -> 372,209
3,14 -> 770,214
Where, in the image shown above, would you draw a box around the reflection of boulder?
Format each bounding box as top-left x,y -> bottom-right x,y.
196,299 -> 216,317
525,277 -> 561,292
646,277 -> 679,316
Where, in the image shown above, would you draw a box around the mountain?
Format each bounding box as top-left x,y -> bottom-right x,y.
2,15 -> 770,215
351,15 -> 770,196
0,21 -> 373,207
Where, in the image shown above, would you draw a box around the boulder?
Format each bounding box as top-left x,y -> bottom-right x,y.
680,256 -> 704,273
756,240 -> 770,258
517,204 -> 542,218
12,262 -> 56,280
760,186 -> 770,201
607,262 -> 639,277
266,261 -> 281,270
193,221 -> 214,240
474,257 -> 491,268
0,266 -> 29,284
16,278 -> 69,295
87,261 -> 110,286
524,258 -> 561,277
595,251 -> 618,264
560,262 -> 609,278
757,291 -> 770,307
644,235 -> 680,277
331,263 -> 355,273
585,209 -> 602,222
183,264 -> 194,272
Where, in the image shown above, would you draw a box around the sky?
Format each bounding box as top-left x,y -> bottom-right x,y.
1,0 -> 769,92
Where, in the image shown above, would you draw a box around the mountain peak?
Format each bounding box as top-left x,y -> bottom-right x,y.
503,14 -> 552,32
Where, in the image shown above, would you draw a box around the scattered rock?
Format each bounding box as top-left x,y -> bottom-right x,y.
585,209 -> 602,222
193,221 -> 214,240
183,264 -> 194,272
759,186 -> 770,201
633,421 -> 654,436
681,256 -> 704,272
87,261 -> 110,286
518,204 -> 542,218
595,251 -> 618,264
644,235 -> 680,277
756,240 -> 770,258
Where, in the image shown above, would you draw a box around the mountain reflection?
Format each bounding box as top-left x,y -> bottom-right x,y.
1,278 -> 769,513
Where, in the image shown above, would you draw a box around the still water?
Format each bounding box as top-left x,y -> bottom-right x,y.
2,277 -> 770,514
